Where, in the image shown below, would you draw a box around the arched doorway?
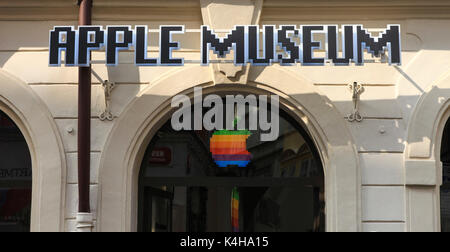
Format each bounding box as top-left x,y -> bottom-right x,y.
0,110 -> 32,232
137,95 -> 325,232
98,66 -> 360,232
441,118 -> 450,232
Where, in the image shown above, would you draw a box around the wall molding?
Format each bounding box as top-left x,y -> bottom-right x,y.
0,69 -> 66,232
2,0 -> 450,21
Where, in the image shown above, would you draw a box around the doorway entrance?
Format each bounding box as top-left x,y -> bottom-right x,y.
137,97 -> 325,232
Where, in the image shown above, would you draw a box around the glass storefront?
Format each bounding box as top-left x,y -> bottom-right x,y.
138,100 -> 325,232
0,111 -> 32,232
441,119 -> 450,232
442,165 -> 450,232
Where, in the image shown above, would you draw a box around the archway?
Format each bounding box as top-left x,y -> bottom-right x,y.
137,94 -> 325,232
404,70 -> 450,231
0,70 -> 66,231
98,66 -> 361,232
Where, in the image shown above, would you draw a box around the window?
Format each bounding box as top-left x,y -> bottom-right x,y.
441,119 -> 450,232
138,98 -> 325,232
0,111 -> 32,232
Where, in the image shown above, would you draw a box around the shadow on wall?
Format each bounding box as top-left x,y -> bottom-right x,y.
405,84 -> 450,159
0,17 -> 449,150
248,64 -> 450,155
0,17 -> 206,118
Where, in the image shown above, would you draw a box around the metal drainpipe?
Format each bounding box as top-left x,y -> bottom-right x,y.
76,0 -> 93,232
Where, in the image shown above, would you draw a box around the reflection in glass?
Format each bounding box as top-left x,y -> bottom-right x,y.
138,100 -> 325,232
0,111 -> 32,232
441,119 -> 450,232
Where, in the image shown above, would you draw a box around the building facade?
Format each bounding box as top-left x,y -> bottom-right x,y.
0,0 -> 449,232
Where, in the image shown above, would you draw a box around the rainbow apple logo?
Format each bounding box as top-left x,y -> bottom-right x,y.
210,130 -> 252,168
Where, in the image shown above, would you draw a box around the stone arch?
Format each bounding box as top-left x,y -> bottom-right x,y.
405,70 -> 450,184
97,65 -> 361,232
0,69 -> 66,231
404,69 -> 450,232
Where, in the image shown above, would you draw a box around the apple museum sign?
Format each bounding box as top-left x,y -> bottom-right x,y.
48,25 -> 402,67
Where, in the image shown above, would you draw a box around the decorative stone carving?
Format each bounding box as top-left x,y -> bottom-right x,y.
200,0 -> 263,84
99,80 -> 116,121
348,82 -> 364,122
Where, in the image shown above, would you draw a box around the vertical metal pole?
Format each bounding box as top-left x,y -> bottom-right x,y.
77,0 -> 92,215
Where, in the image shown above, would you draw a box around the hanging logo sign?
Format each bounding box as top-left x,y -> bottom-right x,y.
48,25 -> 401,67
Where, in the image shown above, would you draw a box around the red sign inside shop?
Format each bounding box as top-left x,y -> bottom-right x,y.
149,147 -> 172,165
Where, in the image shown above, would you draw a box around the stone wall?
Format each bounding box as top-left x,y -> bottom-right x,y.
1,0 -> 449,232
